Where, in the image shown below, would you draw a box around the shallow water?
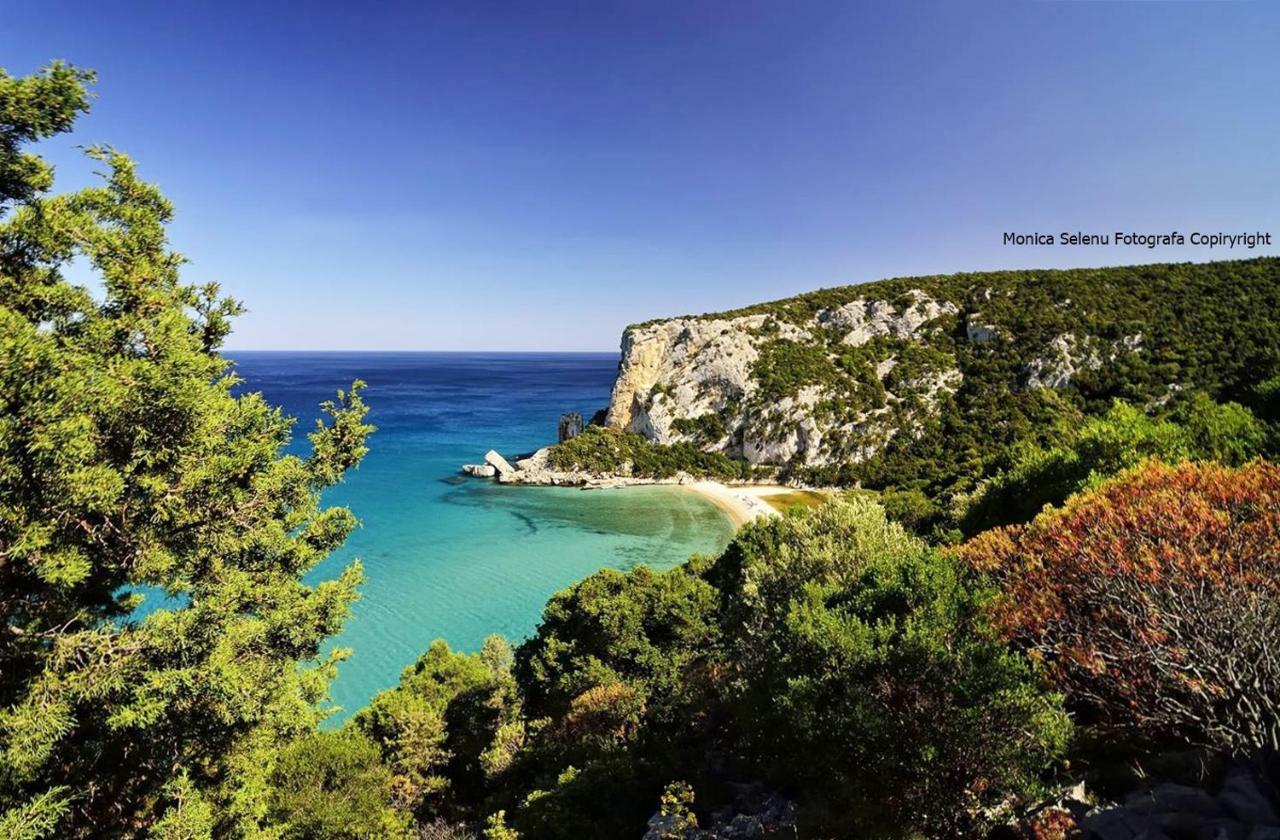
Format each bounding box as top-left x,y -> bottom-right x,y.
224,352 -> 735,720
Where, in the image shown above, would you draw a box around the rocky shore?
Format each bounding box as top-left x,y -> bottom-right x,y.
462,446 -> 756,489
459,449 -> 785,526
461,447 -> 672,488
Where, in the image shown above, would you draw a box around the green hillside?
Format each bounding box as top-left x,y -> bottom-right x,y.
617,258 -> 1280,514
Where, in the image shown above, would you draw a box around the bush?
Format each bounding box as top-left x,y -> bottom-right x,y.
706,495 -> 923,631
508,761 -> 656,840
546,426 -> 767,481
515,566 -> 720,727
355,638 -> 519,818
671,412 -> 729,446
477,566 -> 723,838
750,339 -> 840,400
874,486 -> 944,536
962,398 -> 1268,534
268,730 -> 410,839
710,499 -> 1071,836
1174,391 -> 1271,464
958,461 -> 1280,752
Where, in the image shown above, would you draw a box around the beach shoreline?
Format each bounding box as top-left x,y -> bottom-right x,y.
461,446 -> 812,530
681,481 -> 788,529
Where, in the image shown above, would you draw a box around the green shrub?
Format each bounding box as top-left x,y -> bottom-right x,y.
751,339 -> 840,400
546,426 -> 767,482
670,412 -> 728,445
268,730 -> 410,839
355,638 -> 519,818
515,566 -> 720,726
962,398 -> 1269,534
872,486 -> 943,536
709,499 -> 1070,836
1174,391 -> 1271,464
509,762 -> 657,840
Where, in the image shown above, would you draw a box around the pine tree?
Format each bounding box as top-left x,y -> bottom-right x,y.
0,62 -> 374,838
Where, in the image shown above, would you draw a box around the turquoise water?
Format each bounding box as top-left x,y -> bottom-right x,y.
228,353 -> 735,720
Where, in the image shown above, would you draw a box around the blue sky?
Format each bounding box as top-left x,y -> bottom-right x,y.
5,1 -> 1278,350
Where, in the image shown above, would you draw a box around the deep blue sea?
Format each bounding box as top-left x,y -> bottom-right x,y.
228,352 -> 735,721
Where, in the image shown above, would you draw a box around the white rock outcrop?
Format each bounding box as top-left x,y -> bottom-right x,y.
603,292 -> 959,467
484,450 -> 516,477
966,320 -> 999,344
1025,332 -> 1143,390
604,314 -> 798,442
818,291 -> 958,347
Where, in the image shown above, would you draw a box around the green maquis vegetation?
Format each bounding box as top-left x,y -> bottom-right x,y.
0,65 -> 374,837
347,500 -> 1070,839
783,257 -> 1280,507
960,392 -> 1272,535
546,426 -> 771,482
7,62 -> 1280,840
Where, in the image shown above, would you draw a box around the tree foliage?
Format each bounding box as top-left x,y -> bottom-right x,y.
546,426 -> 769,481
0,63 -> 373,837
958,460 -> 1280,753
708,499 -> 1070,835
355,638 -> 519,822
267,730 -> 409,839
515,565 -> 720,726
961,396 -> 1270,534
483,500 -> 1070,838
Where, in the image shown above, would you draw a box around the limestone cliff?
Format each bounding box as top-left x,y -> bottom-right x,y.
597,258 -> 1280,472
603,292 -> 964,467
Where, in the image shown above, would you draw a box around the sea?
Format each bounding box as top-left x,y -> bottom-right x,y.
226,352 -> 735,722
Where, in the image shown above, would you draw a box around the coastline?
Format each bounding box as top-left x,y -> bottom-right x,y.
462,447 -> 804,530
682,481 -> 784,529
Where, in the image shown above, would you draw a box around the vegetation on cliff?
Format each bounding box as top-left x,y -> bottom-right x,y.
546,426 -> 771,482
601,256 -> 1280,537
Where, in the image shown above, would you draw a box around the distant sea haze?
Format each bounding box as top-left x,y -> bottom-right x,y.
1002,231 -> 1272,249
229,352 -> 734,720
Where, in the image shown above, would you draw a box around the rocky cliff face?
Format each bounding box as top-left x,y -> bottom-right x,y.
598,262 -> 1226,470
603,290 -> 974,467
575,258 -> 1280,493
605,313 -> 796,446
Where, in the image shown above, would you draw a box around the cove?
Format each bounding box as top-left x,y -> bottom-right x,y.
228,352 -> 737,721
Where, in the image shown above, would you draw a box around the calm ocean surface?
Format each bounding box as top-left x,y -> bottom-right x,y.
228,352 -> 735,721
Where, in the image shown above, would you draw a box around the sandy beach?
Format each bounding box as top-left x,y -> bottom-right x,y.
684,481 -> 791,528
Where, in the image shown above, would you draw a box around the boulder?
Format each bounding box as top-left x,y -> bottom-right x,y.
966,320 -> 999,343
1070,760 -> 1280,840
462,463 -> 496,478
484,450 -> 516,477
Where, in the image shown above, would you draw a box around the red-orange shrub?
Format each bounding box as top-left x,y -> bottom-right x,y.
957,461 -> 1280,751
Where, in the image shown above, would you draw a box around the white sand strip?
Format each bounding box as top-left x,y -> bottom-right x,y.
685,481 -> 784,529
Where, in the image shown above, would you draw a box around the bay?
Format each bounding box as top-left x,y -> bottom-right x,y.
226,352 -> 735,721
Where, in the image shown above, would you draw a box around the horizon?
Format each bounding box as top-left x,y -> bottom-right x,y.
5,1 -> 1279,351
